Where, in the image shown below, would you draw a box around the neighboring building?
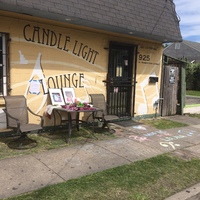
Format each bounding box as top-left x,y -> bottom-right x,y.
164,40 -> 200,63
0,0 -> 182,129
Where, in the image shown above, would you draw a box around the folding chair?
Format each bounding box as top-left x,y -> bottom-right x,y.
89,94 -> 119,129
3,95 -> 44,149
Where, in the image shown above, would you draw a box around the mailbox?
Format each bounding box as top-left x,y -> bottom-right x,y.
149,76 -> 158,83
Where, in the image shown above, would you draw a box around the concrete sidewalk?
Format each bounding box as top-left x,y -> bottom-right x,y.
0,115 -> 200,199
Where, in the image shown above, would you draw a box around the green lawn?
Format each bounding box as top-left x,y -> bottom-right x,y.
141,118 -> 188,129
185,104 -> 200,108
188,113 -> 200,119
0,126 -> 115,160
186,90 -> 200,97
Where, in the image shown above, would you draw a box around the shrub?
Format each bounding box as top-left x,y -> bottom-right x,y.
186,63 -> 200,90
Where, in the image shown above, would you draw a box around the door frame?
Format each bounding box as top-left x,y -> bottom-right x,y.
106,41 -> 137,117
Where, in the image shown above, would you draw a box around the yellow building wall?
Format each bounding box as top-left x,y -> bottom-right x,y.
0,12 -> 163,127
135,45 -> 162,115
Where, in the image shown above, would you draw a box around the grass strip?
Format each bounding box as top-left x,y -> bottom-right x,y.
185,104 -> 200,108
0,127 -> 115,160
141,118 -> 188,130
186,90 -> 200,97
188,113 -> 200,119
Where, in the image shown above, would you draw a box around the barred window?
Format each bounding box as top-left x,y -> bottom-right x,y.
0,33 -> 10,96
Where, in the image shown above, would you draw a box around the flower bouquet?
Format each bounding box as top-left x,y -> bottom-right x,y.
61,101 -> 95,111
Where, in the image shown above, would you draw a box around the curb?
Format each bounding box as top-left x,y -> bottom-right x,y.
165,183 -> 200,200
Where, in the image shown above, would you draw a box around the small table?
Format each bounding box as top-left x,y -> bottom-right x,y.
53,107 -> 103,143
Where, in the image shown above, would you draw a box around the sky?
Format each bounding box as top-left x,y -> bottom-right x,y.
173,0 -> 200,42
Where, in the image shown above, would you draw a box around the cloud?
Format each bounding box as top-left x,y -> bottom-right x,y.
181,25 -> 200,37
174,0 -> 200,42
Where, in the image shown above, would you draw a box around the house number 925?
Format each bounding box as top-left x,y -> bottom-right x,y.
138,54 -> 151,61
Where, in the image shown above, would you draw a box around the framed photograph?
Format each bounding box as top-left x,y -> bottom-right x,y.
49,88 -> 65,105
62,87 -> 76,104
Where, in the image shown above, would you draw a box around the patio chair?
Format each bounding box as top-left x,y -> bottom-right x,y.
3,95 -> 44,149
89,94 -> 119,129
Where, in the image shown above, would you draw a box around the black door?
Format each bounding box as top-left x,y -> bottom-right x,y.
106,42 -> 136,117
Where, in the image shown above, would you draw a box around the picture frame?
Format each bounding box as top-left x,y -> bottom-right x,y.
49,88 -> 65,105
62,87 -> 76,104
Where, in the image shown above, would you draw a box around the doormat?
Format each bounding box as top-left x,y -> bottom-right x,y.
113,120 -> 143,127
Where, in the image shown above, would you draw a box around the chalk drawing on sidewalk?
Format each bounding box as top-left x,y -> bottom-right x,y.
132,125 -> 147,130
129,135 -> 152,142
160,142 -> 180,150
130,128 -> 197,150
